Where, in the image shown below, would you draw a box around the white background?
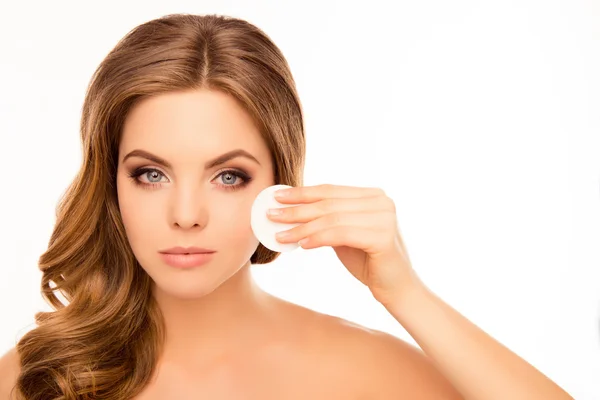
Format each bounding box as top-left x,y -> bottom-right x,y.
0,1 -> 598,398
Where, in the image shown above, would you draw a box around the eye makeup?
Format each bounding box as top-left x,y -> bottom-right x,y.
126,167 -> 253,192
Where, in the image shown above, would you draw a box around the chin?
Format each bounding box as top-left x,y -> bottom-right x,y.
146,261 -> 245,301
149,272 -> 224,300
155,282 -> 220,300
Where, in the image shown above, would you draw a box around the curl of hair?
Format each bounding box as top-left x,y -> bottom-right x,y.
13,13 -> 305,399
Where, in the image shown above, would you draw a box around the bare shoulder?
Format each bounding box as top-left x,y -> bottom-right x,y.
0,347 -> 20,400
328,318 -> 463,398
285,302 -> 463,399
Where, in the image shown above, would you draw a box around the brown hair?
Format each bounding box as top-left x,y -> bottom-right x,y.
13,13 -> 305,399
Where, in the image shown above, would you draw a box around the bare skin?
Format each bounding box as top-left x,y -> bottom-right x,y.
0,288 -> 459,399
0,88 -> 461,399
132,267 -> 459,400
1,88 -> 571,398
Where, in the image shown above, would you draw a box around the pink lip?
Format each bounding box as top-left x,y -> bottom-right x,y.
159,246 -> 216,254
158,247 -> 216,268
159,252 -> 215,268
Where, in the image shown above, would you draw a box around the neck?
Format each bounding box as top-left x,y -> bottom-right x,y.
152,261 -> 278,366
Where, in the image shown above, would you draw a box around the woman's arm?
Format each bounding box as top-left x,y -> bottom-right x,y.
269,184 -> 573,399
383,279 -> 574,400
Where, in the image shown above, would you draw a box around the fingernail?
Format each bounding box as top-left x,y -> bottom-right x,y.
267,208 -> 282,216
276,230 -> 290,239
274,189 -> 290,198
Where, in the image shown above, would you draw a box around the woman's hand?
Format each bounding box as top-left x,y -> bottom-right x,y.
267,184 -> 421,306
269,184 -> 574,400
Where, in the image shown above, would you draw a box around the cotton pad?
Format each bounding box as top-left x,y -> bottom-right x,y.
251,184 -> 302,252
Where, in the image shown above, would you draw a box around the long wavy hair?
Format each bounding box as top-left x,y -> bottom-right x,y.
13,13 -> 305,399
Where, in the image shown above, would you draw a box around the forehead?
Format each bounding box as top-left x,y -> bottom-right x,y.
119,89 -> 266,161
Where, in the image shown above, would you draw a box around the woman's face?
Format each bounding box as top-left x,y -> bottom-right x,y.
116,88 -> 275,299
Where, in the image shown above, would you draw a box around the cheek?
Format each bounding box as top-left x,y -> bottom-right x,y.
117,179 -> 162,247
211,194 -> 256,244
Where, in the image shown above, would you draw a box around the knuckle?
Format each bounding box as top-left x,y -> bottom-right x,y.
370,187 -> 386,197
285,206 -> 296,219
321,198 -> 335,212
376,195 -> 395,212
386,197 -> 396,212
322,183 -> 334,194
387,215 -> 397,228
328,212 -> 343,226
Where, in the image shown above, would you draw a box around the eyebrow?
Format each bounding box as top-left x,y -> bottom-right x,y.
122,148 -> 261,169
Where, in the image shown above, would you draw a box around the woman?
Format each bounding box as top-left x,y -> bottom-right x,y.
0,13 -> 572,399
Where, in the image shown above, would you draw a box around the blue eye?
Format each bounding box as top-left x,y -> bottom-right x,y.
219,171 -> 239,185
142,169 -> 165,183
214,169 -> 252,191
127,168 -> 252,191
127,168 -> 167,189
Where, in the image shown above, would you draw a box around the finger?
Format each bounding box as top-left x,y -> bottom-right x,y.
274,184 -> 385,204
276,211 -> 394,244
298,225 -> 382,251
268,195 -> 395,224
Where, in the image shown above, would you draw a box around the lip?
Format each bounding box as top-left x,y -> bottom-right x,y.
159,252 -> 215,268
159,246 -> 216,255
158,247 -> 216,269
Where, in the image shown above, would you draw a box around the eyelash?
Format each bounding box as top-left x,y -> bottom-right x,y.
127,168 -> 252,192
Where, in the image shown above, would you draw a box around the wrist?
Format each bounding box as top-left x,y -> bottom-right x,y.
378,271 -> 428,313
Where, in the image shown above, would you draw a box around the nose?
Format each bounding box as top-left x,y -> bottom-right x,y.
169,184 -> 209,230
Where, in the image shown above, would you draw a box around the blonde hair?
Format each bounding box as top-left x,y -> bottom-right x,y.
13,13 -> 305,399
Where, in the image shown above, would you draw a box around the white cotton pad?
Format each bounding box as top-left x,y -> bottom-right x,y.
251,184 -> 302,252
